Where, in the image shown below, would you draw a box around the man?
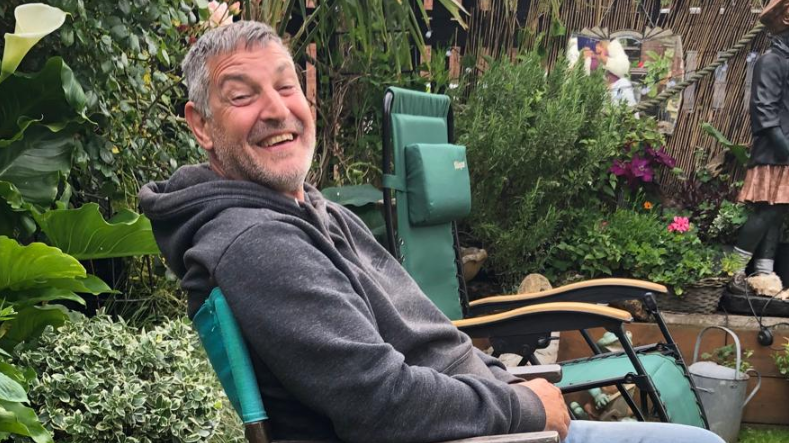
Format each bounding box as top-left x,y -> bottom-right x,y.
139,21 -> 723,443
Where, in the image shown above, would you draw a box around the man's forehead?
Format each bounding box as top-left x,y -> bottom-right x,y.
208,42 -> 295,81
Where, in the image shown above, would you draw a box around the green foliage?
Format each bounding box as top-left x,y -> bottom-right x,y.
322,185 -> 385,243
773,338 -> 789,378
701,344 -> 753,373
16,314 -> 222,442
34,203 -> 160,259
2,0 -> 204,206
702,122 -> 750,167
455,53 -> 620,286
0,356 -> 51,443
641,50 -> 672,98
0,56 -> 86,146
739,426 -> 789,443
708,201 -> 749,245
0,236 -> 112,311
549,210 -> 720,295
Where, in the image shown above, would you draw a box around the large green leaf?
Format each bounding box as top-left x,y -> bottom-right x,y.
0,399 -> 53,443
701,122 -> 750,167
322,185 -> 385,245
4,274 -> 112,308
0,124 -> 77,209
34,203 -> 160,259
0,236 -> 85,293
0,57 -> 86,146
321,184 -> 382,207
0,182 -> 35,238
0,305 -> 68,353
5,287 -> 85,308
0,3 -> 67,84
0,373 -> 27,403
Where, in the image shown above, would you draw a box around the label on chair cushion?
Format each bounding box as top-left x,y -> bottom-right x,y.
405,143 -> 471,226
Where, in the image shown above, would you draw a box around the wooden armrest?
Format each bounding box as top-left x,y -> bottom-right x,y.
507,364 -> 562,383
468,278 -> 667,316
439,431 -> 559,443
455,302 -> 632,328
454,302 -> 632,339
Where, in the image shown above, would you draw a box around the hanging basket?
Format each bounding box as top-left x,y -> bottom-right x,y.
656,277 -> 727,314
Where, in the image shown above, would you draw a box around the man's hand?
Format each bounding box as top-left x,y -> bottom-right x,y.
519,378 -> 571,441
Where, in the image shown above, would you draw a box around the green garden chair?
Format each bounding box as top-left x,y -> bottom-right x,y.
193,287 -> 562,443
380,86 -> 709,429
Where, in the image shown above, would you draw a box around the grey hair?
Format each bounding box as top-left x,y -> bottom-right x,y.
182,21 -> 288,119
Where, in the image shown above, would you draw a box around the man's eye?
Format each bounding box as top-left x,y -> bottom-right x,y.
233,95 -> 250,100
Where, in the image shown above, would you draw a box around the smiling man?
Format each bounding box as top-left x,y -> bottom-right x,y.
139,21 -> 724,443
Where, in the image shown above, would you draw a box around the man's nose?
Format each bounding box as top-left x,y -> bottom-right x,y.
258,88 -> 289,122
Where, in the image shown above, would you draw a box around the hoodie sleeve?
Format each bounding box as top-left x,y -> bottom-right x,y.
472,348 -> 524,384
214,221 -> 545,443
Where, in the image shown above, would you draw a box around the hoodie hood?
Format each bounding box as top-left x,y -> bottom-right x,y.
139,164 -> 327,285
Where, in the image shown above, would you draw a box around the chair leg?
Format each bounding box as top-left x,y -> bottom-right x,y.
613,325 -> 670,423
245,421 -> 272,443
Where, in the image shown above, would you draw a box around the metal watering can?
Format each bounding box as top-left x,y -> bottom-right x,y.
688,326 -> 761,443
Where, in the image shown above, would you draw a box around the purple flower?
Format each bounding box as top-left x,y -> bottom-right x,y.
630,156 -> 654,183
646,146 -> 677,168
610,159 -> 629,176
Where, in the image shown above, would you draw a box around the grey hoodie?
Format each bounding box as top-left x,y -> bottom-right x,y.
139,164 -> 545,443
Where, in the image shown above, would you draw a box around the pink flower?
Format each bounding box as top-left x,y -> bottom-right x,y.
667,216 -> 690,233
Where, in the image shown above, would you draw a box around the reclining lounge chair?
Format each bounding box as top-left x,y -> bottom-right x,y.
380,86 -> 708,429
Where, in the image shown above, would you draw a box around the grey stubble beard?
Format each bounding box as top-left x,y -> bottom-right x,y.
211,119 -> 314,193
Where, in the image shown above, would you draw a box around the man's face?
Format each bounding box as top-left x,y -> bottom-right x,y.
201,42 -> 315,195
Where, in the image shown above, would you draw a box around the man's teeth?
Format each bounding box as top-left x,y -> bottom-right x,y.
260,133 -> 294,147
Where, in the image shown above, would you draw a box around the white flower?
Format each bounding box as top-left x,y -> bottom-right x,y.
1,3 -> 67,82
446,50 -> 452,57
207,1 -> 236,28
425,30 -> 432,39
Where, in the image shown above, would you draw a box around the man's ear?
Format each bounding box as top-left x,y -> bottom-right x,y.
184,102 -> 214,151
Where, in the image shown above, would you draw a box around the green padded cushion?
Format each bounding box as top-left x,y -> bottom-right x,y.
193,288 -> 267,424
389,110 -> 463,320
557,353 -> 705,428
405,143 -> 471,226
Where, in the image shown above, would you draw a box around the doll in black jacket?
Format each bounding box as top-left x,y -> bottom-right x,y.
729,0 -> 789,294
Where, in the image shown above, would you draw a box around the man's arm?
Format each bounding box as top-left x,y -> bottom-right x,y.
473,348 -> 522,384
214,222 -> 546,443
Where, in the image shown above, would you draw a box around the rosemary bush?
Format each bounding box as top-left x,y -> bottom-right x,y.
456,53 -> 621,286
16,314 -> 222,442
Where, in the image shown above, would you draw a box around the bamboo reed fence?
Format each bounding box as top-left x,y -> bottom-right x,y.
449,0 -> 770,193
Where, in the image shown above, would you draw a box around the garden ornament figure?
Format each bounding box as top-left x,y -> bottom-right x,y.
728,0 -> 789,296
139,20 -> 724,443
569,332 -> 637,423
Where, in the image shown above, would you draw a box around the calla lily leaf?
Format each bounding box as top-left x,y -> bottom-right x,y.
0,4 -> 67,83
0,124 -> 78,209
0,57 -> 86,146
0,236 -> 85,293
34,203 -> 160,259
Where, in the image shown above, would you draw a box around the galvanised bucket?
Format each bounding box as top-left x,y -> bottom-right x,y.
689,326 -> 761,443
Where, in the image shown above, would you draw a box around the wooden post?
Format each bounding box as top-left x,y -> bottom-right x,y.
449,46 -> 461,81
306,43 -> 317,121
421,45 -> 432,78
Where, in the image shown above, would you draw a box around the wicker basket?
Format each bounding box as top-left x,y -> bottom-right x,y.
656,277 -> 727,314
